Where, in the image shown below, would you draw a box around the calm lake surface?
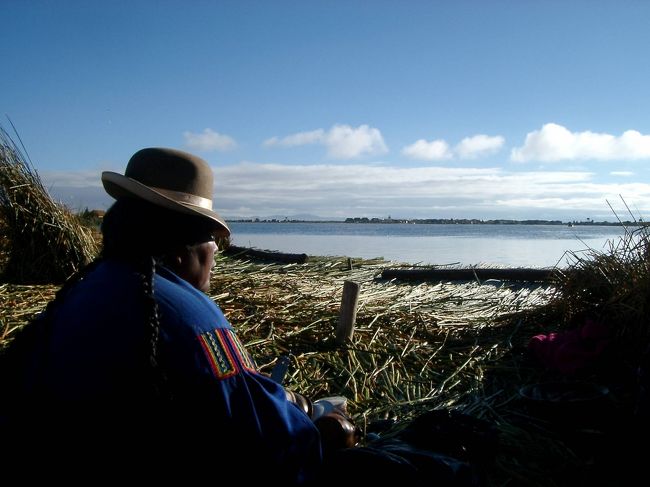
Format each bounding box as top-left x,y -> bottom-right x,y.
227,222 -> 633,268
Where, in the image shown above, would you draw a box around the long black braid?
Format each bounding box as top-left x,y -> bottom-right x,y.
140,255 -> 166,398
100,199 -> 216,400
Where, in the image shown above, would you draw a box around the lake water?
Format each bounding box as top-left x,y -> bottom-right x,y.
227,222 -> 636,268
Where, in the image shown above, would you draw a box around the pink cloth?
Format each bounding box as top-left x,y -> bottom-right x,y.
527,319 -> 610,375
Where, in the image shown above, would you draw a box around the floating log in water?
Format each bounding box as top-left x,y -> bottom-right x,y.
381,267 -> 557,282
225,245 -> 309,264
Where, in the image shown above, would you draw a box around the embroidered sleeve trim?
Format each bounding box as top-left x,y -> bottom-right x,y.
198,330 -> 237,379
198,328 -> 257,380
225,328 -> 257,371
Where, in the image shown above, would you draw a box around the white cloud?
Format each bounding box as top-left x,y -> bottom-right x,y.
324,124 -> 388,159
40,162 -> 650,221
402,134 -> 504,161
511,123 -> 650,162
402,139 -> 452,160
39,169 -> 110,211
183,128 -> 237,152
208,161 -> 650,219
263,129 -> 324,147
610,171 -> 634,177
455,135 -> 505,159
40,169 -> 104,188
264,124 -> 388,159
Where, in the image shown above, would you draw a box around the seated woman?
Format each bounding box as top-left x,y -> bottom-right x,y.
1,148 -> 321,484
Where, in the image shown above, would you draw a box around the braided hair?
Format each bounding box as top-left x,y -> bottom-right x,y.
99,198 -> 217,398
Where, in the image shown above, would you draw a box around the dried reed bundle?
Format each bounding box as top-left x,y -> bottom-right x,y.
0,126 -> 98,283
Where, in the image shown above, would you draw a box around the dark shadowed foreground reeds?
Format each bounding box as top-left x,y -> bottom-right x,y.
0,126 -> 97,283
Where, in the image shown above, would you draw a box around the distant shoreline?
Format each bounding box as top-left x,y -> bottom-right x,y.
227,217 -> 641,227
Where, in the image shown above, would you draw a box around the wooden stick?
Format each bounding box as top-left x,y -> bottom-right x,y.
336,280 -> 360,345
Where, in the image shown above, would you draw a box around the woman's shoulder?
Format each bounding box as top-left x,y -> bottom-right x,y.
61,259 -> 141,307
154,265 -> 230,331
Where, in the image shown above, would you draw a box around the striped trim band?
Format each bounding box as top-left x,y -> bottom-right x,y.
198,328 -> 257,380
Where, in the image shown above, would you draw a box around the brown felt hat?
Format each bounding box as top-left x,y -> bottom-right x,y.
101,148 -> 230,237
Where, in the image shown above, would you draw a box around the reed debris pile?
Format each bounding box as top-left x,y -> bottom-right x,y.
209,255 -> 554,421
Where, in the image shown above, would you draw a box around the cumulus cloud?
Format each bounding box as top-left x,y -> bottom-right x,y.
455,135 -> 505,159
402,134 -> 504,161
324,124 -> 388,158
402,139 -> 452,160
511,123 -> 650,162
264,124 -> 388,159
184,128 -> 237,152
263,129 -> 325,147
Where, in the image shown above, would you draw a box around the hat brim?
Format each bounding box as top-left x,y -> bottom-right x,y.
101,171 -> 231,237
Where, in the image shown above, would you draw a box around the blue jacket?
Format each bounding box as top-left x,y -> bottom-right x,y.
6,259 -> 322,483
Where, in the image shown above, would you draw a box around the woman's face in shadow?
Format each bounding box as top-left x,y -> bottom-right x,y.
171,240 -> 218,292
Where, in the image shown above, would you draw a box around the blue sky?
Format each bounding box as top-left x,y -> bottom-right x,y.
3,0 -> 650,221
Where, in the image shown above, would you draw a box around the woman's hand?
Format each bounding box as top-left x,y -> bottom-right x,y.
286,392 -> 361,451
285,389 -> 313,417
314,410 -> 361,451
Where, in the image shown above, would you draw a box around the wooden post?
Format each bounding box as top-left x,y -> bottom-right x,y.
336,280 -> 360,345
347,257 -> 353,270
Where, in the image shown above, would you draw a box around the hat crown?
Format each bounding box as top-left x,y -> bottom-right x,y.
101,147 -> 231,237
126,148 -> 213,199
